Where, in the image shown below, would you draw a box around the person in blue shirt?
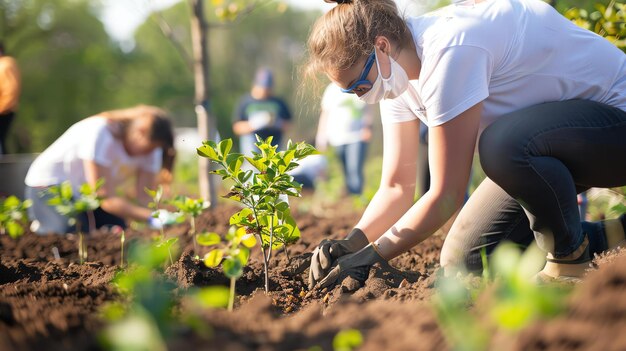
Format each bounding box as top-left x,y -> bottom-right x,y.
232,68 -> 291,155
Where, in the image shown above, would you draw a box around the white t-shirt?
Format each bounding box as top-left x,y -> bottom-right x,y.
321,83 -> 371,146
25,117 -> 162,192
380,0 -> 626,132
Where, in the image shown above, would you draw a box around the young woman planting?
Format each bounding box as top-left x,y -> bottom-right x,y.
304,0 -> 626,287
25,105 -> 179,234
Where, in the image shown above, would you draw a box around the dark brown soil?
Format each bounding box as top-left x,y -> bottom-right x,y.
2,199 -> 626,350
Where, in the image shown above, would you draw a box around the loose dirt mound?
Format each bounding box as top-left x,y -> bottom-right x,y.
2,201 -> 626,350
514,249 -> 626,351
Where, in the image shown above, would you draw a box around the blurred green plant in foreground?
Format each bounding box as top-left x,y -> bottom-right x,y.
46,180 -> 103,264
433,243 -> 573,351
0,196 -> 31,239
100,239 -> 228,350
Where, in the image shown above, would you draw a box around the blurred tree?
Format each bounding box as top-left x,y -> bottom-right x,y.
0,0 -> 321,154
117,1 -> 320,202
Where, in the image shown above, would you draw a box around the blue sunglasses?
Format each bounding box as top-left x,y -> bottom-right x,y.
340,51 -> 376,94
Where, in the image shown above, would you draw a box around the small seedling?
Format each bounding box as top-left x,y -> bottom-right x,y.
200,226 -> 257,311
145,185 -> 165,238
110,226 -> 126,268
146,185 -> 183,265
169,195 -> 209,259
46,180 -> 103,264
0,196 -> 31,239
156,236 -> 179,266
101,240 -> 179,351
198,136 -> 317,292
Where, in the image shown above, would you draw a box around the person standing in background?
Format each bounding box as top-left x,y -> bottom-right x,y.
316,82 -> 374,196
232,67 -> 291,156
0,41 -> 21,155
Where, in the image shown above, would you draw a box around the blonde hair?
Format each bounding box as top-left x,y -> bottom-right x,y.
306,0 -> 411,79
100,105 -> 176,184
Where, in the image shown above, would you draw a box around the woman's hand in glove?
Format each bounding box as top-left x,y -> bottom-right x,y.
308,228 -> 369,289
316,242 -> 388,289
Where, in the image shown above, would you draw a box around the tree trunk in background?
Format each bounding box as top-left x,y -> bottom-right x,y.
189,0 -> 218,206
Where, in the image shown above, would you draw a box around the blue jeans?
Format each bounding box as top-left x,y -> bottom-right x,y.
26,186 -> 126,234
335,141 -> 368,195
441,100 -> 626,270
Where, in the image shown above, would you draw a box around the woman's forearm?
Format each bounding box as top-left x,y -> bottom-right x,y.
355,184 -> 416,242
375,190 -> 462,260
101,196 -> 152,222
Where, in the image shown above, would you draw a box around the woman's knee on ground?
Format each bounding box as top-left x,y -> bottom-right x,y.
440,235 -> 484,275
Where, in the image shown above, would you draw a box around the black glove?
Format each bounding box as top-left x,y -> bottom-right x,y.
308,228 -> 369,289
317,243 -> 387,289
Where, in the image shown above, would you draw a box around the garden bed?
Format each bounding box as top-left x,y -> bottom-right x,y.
1,201 -> 626,350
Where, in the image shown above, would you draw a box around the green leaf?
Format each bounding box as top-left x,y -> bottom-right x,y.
294,143 -> 318,159
276,201 -> 289,213
223,257 -> 243,279
4,196 -> 20,208
233,247 -> 250,266
333,329 -> 363,351
218,139 -> 233,158
241,234 -> 257,248
226,153 -> 243,174
60,182 -> 74,200
245,156 -> 267,173
144,187 -> 156,199
156,237 -> 179,250
197,144 -> 219,160
197,232 -> 221,246
492,242 -> 521,280
211,168 -> 230,178
204,249 -> 224,268
237,170 -> 253,183
7,221 -> 24,239
79,182 -> 92,195
229,208 -> 253,226
194,286 -> 230,309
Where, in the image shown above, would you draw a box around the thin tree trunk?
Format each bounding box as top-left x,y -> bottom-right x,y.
189,0 -> 218,207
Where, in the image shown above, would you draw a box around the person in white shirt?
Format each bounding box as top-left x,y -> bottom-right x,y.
25,105 -> 178,234
316,82 -> 374,196
301,0 -> 626,287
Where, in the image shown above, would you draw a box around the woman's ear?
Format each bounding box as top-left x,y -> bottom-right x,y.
374,36 -> 392,79
374,36 -> 392,55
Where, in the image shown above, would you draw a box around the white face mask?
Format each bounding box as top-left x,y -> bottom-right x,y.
359,50 -> 410,104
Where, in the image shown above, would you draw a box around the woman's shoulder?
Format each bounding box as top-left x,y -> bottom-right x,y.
67,116 -> 115,142
408,0 -> 517,55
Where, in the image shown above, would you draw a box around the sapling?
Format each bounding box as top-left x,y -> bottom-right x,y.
145,186 -> 180,265
197,136 -> 317,292
46,180 -> 103,264
145,185 -> 165,238
111,226 -> 126,268
0,195 -> 31,239
200,226 -> 256,311
102,240 -> 179,351
169,195 -> 209,259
